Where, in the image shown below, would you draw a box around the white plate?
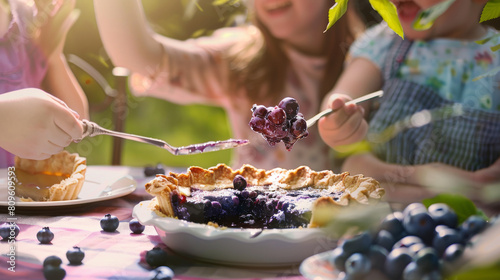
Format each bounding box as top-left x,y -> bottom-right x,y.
0,166 -> 137,207
300,250 -> 339,279
133,200 -> 338,267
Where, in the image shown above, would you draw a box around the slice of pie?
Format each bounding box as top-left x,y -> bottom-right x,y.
13,151 -> 87,201
145,164 -> 385,229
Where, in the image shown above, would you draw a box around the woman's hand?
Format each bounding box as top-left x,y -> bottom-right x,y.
318,93 -> 368,148
0,88 -> 83,160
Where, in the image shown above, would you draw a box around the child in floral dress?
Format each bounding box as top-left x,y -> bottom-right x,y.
318,0 -> 500,190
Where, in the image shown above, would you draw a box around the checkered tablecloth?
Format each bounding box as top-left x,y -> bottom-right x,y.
0,166 -> 308,280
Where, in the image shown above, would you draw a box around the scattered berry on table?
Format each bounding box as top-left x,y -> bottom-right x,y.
144,164 -> 166,177
43,264 -> 66,280
43,256 -> 62,268
146,247 -> 170,268
149,265 -> 175,280
0,222 -> 20,240
129,219 -> 145,234
100,214 -> 120,232
37,227 -> 54,244
66,246 -> 85,265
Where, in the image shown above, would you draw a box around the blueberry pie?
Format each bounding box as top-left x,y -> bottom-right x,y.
145,164 -> 385,229
13,151 -> 86,201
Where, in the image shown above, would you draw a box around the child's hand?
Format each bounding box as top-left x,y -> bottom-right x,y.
0,88 -> 83,160
318,93 -> 367,148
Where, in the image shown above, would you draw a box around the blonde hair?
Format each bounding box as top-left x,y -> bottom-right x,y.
227,1 -> 355,107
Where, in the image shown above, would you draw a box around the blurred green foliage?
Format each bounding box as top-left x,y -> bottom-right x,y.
64,0 -> 245,168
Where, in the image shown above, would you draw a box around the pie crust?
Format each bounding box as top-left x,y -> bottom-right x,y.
145,163 -> 385,228
14,151 -> 87,201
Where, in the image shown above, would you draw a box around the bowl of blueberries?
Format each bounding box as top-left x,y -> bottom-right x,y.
299,201 -> 492,280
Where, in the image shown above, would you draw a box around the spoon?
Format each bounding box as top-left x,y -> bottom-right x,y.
78,120 -> 249,155
306,90 -> 384,127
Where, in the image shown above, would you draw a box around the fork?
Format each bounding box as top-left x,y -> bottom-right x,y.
306,90 -> 384,127
79,120 -> 249,155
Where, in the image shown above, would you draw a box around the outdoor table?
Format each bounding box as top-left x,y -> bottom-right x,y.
0,166 -> 307,280
2,165 -> 499,280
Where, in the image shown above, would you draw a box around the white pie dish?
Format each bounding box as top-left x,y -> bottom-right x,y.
132,200 -> 338,267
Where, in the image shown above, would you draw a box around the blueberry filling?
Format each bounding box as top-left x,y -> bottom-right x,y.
170,186 -> 340,229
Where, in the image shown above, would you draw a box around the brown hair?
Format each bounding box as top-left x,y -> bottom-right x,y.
227,3 -> 355,107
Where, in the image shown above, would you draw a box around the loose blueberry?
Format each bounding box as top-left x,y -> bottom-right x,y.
393,235 -> 424,250
146,247 -> 169,268
341,231 -> 372,255
432,227 -> 464,256
368,244 -> 388,271
403,209 -> 436,244
43,265 -> 66,280
402,261 -> 425,280
43,255 -> 62,268
385,247 -> 413,280
144,164 -> 165,177
375,229 -> 396,252
66,246 -> 85,265
129,219 -> 145,234
379,212 -> 405,239
345,253 -> 371,277
428,203 -> 458,228
414,247 -> 440,273
460,215 -> 488,240
100,214 -> 119,232
149,265 -> 175,280
403,202 -> 427,217
443,243 -> 465,262
0,222 -> 20,240
37,227 -> 54,244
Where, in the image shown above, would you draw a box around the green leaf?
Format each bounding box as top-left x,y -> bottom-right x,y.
422,193 -> 486,224
450,263 -> 500,279
324,0 -> 349,33
412,0 -> 455,31
480,0 -> 500,23
369,0 -> 404,39
212,0 -> 240,6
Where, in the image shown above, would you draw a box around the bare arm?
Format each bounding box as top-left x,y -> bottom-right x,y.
343,153 -> 500,191
318,57 -> 383,148
43,54 -> 89,119
33,0 -> 88,119
93,0 -> 164,77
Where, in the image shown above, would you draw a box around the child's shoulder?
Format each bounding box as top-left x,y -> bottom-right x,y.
349,23 -> 398,67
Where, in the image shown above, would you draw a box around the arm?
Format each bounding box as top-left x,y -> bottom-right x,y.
93,0 -> 164,77
0,89 -> 83,160
34,0 -> 89,119
318,57 -> 383,148
343,153 -> 500,190
43,53 -> 89,120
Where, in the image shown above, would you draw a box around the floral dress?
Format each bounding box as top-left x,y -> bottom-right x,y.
0,0 -> 48,168
349,23 -> 500,171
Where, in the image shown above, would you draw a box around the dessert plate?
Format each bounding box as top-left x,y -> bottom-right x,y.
133,200 -> 338,267
0,166 -> 137,207
299,250 -> 339,279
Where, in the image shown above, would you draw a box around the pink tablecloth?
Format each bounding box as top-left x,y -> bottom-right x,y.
0,166 -> 308,280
